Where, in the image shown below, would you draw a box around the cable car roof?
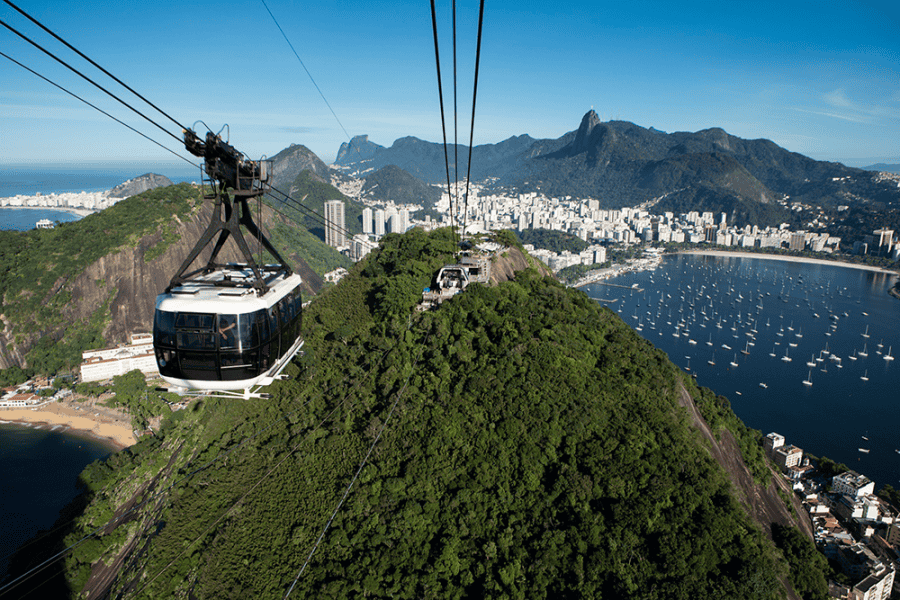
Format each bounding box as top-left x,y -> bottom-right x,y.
157,267 -> 302,314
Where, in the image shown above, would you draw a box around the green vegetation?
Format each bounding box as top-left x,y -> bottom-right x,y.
771,523 -> 831,600
807,454 -> 850,479
877,484 -> 900,511
515,228 -> 588,253
687,383 -> 772,485
0,365 -> 31,386
0,183 -> 201,372
267,221 -> 351,278
272,171 -> 364,241
45,228 -> 797,599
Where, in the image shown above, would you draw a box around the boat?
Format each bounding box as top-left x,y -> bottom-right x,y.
803,370 -> 812,386
741,341 -> 750,356
885,346 -> 894,361
730,354 -> 738,368
861,369 -> 869,382
859,344 -> 868,358
862,325 -> 870,338
769,346 -> 777,358
759,382 -> 768,389
859,448 -> 870,454
806,354 -> 816,368
706,334 -> 713,346
781,347 -> 792,363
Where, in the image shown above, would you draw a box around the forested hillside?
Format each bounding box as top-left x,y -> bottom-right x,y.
0,183 -> 335,375
10,228 -> 830,599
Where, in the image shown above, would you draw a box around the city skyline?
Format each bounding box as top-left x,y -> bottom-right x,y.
1,0 -> 898,169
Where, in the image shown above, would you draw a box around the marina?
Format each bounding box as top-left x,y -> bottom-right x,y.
582,252 -> 900,488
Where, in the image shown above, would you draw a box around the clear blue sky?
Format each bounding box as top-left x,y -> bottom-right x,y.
2,0 -> 898,169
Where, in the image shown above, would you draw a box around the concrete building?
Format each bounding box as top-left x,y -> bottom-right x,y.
80,333 -> 158,382
324,200 -> 346,248
774,444 -> 803,472
764,432 -> 785,457
834,471 -> 876,499
789,231 -> 806,251
362,207 -> 373,234
374,209 -> 385,236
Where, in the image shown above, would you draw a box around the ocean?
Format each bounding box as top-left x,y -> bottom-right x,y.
0,423 -> 116,581
582,253 -> 900,489
0,163 -> 199,231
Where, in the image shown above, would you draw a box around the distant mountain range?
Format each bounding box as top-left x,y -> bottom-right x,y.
331,110 -> 900,226
863,163 -> 900,174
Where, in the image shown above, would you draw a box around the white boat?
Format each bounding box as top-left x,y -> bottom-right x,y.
859,448 -> 870,454
730,354 -> 738,368
859,344 -> 868,358
781,347 -> 792,362
803,370 -> 812,386
885,346 -> 894,361
722,344 -> 732,350
862,325 -> 870,338
759,382 -> 768,389
861,370 -> 869,382
806,355 -> 816,368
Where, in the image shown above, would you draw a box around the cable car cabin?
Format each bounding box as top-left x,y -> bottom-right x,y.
153,267 -> 304,397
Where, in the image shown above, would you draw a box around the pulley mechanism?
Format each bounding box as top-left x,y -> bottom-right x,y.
166,128 -> 291,294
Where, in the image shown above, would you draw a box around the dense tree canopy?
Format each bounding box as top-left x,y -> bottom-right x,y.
32,228 -> 801,599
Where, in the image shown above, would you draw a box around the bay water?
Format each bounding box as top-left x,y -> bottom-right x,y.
583,253 -> 900,489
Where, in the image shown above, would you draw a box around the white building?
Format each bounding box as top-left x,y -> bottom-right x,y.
324,200 -> 346,248
80,333 -> 158,382
833,471 -> 875,499
374,209 -> 385,236
362,207 -> 373,234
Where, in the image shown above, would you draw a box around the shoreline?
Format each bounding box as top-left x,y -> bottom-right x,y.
679,250 -> 899,275
0,205 -> 97,217
0,404 -> 135,450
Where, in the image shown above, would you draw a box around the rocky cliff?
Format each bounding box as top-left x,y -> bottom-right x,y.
108,173 -> 173,198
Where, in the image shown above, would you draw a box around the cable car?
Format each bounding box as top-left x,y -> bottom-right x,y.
153,128 -> 304,398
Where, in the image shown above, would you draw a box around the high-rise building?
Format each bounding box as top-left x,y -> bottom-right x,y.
324,200 -> 346,248
362,207 -> 373,234
398,209 -> 409,233
374,209 -> 385,236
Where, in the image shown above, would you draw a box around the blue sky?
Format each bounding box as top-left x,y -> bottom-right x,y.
1,0 -> 898,169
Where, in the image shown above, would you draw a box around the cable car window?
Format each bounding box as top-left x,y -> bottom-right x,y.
238,313 -> 253,349
177,332 -> 217,350
250,309 -> 267,346
176,313 -> 215,330
154,310 -> 176,346
219,314 -> 238,349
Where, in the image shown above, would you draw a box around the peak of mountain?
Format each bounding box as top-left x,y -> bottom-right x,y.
108,173 -> 173,198
335,134 -> 384,165
570,109 -> 602,154
269,143 -> 331,192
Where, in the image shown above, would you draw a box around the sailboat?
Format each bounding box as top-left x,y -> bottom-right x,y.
706,334 -> 713,347
708,352 -> 716,366
862,325 -> 870,338
859,343 -> 868,358
803,370 -> 812,386
807,354 -> 816,368
885,346 -> 894,362
849,349 -> 858,361
781,347 -> 792,362
730,354 -> 739,368
769,346 -> 777,358
741,341 -> 750,356
860,369 -> 869,382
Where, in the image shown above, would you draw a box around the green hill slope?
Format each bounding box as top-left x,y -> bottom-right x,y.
28,228 -> 821,599
0,183 -> 340,376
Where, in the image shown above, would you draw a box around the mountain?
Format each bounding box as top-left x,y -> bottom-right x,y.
334,134 -> 384,165
268,143 -> 332,193
335,111 -> 900,226
863,163 -> 900,174
108,173 -> 173,198
24,228 -> 824,599
0,183 -> 330,374
362,165 -> 442,217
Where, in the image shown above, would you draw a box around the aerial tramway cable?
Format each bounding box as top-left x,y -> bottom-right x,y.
0,50 -> 199,169
0,19 -> 184,145
429,0 -> 458,250
2,0 -> 189,133
462,0 -> 486,237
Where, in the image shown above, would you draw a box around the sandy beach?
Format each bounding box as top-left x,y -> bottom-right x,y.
0,401 -> 136,449
681,250 -> 899,275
